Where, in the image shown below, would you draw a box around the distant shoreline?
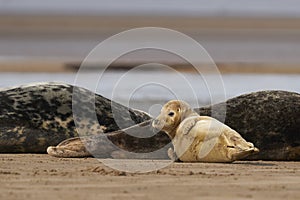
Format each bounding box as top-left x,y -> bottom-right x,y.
0,59 -> 299,74
1,15 -> 300,73
1,15 -> 300,32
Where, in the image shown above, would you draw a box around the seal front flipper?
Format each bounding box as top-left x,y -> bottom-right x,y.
179,117 -> 199,135
167,147 -> 182,162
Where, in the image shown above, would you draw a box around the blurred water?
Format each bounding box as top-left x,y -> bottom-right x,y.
0,71 -> 299,116
1,0 -> 300,67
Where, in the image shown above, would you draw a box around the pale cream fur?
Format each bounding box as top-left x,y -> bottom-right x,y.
152,100 -> 259,162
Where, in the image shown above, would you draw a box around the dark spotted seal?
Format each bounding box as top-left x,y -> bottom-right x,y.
196,90 -> 300,160
48,88 -> 299,161
0,83 -> 299,160
0,82 -> 151,153
47,120 -> 171,159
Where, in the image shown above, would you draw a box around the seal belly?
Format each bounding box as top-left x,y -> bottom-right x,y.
174,116 -> 259,162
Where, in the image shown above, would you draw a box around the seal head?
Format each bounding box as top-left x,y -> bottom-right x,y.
152,100 -> 196,139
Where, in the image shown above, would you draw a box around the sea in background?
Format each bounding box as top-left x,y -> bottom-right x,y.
1,0 -> 300,68
0,71 -> 299,116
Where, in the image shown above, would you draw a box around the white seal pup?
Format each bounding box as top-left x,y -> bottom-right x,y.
153,100 -> 259,162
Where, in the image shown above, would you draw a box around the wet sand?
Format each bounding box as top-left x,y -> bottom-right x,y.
0,154 -> 299,200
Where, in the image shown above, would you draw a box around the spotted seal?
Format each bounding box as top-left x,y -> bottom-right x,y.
196,90 -> 300,160
47,89 -> 300,161
0,82 -> 151,153
47,120 -> 171,158
0,83 -> 299,160
152,100 -> 259,162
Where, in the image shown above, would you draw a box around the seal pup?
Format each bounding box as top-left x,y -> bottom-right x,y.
153,100 -> 259,162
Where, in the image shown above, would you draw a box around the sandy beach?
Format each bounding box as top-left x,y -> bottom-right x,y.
0,154 -> 299,200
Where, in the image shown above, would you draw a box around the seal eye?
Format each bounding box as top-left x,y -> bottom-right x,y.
168,112 -> 175,117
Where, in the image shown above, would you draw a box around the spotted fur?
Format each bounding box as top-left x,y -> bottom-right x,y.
0,82 -> 151,153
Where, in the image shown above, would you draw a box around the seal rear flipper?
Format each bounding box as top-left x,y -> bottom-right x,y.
231,147 -> 260,161
47,146 -> 91,158
47,137 -> 91,158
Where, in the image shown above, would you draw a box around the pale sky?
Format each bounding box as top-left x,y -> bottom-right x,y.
0,0 -> 299,17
